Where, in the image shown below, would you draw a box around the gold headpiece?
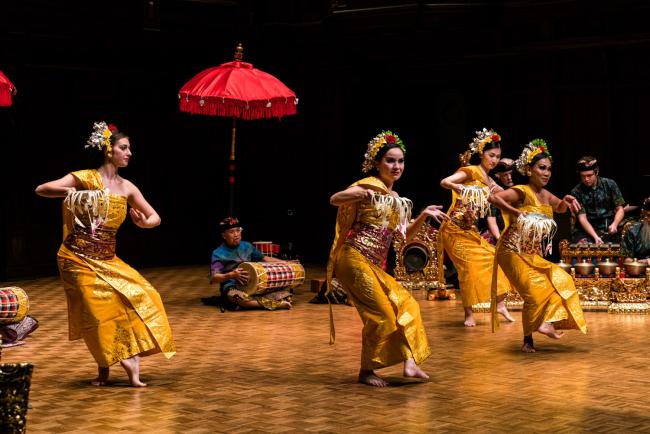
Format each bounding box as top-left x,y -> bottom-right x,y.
469,128 -> 501,155
515,139 -> 552,175
86,121 -> 117,157
460,128 -> 501,166
362,130 -> 406,173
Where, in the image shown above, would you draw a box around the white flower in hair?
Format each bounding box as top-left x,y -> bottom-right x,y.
86,121 -> 112,151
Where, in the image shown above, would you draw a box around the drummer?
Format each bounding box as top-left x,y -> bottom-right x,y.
208,217 -> 292,310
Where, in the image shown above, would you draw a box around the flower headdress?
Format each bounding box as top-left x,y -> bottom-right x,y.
515,138 -> 552,175
362,130 -> 406,173
470,128 -> 501,155
86,121 -> 118,156
459,128 -> 501,166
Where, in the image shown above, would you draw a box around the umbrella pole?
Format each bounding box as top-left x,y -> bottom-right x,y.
228,118 -> 237,216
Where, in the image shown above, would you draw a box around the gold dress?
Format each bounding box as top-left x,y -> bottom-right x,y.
491,185 -> 587,335
439,165 -> 511,307
326,177 -> 430,370
57,170 -> 176,368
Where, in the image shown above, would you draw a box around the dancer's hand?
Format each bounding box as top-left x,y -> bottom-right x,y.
129,208 -> 148,228
66,187 -> 76,196
359,189 -> 375,201
516,210 -> 529,219
452,183 -> 464,194
422,205 -> 450,224
563,195 -> 581,214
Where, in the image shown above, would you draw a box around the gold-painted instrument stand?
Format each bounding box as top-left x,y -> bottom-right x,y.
557,240 -> 650,314
393,221 -> 453,300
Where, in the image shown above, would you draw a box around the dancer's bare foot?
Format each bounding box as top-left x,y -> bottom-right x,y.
281,300 -> 292,309
497,301 -> 516,322
120,356 -> 147,387
538,322 -> 563,339
358,370 -> 389,387
91,366 -> 109,386
403,358 -> 429,380
522,335 -> 536,353
521,342 -> 536,353
464,307 -> 476,327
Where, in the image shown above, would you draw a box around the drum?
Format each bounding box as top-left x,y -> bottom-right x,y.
0,287 -> 29,325
253,241 -> 280,257
238,262 -> 305,295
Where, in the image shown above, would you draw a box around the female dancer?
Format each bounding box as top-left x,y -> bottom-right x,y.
35,121 -> 176,386
489,139 -> 587,352
327,130 -> 449,387
439,129 -> 514,326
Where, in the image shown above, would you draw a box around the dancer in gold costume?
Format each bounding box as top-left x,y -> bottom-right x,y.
327,130 -> 449,387
439,129 -> 514,327
490,139 -> 586,352
36,121 -> 176,386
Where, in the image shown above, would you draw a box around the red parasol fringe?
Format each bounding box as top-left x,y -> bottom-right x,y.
180,95 -> 297,119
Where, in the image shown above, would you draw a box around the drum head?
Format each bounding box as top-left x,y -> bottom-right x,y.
403,244 -> 429,273
238,262 -> 260,295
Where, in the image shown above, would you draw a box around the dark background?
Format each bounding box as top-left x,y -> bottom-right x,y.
1,0 -> 649,280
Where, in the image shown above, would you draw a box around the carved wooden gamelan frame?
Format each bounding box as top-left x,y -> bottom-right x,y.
393,221 -> 452,299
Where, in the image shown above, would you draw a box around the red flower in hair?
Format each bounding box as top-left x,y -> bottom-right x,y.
492,133 -> 501,142
385,134 -> 396,145
108,124 -> 118,132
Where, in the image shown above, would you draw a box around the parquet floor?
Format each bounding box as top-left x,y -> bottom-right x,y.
2,264 -> 650,433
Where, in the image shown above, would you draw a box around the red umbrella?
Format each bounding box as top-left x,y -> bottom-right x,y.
178,43 -> 298,214
0,71 -> 17,107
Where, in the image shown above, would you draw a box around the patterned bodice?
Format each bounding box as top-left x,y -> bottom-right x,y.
501,185 -> 555,255
447,165 -> 490,230
344,192 -> 412,267
62,169 -> 127,260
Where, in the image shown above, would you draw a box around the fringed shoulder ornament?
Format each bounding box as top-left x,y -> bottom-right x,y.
370,193 -> 413,237
515,212 -> 557,255
64,189 -> 111,235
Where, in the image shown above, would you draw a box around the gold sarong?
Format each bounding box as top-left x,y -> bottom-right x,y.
57,169 -> 176,367
439,165 -> 511,306
326,176 -> 430,369
491,184 -> 587,335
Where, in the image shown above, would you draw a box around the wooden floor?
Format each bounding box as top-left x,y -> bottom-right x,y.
3,264 -> 650,433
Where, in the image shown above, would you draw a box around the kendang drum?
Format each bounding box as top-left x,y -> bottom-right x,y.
238,262 -> 305,295
0,287 -> 29,325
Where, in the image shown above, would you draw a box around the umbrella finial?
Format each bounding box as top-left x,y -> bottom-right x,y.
234,43 -> 244,61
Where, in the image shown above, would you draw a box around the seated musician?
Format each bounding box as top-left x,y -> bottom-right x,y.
621,197 -> 650,266
209,217 -> 292,310
570,156 -> 626,244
